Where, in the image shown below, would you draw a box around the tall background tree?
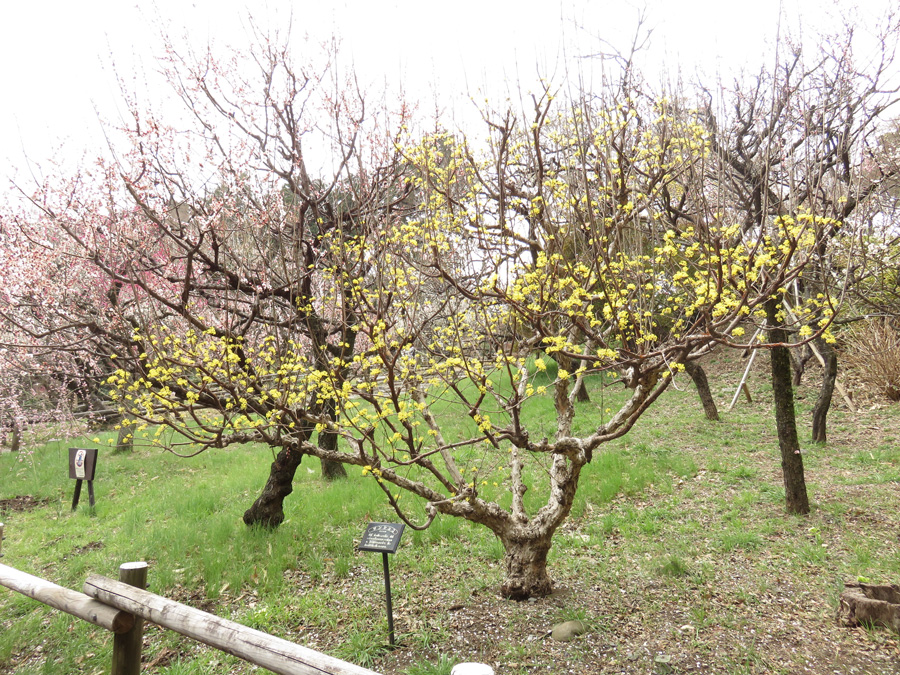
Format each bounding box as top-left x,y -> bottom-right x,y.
693,25 -> 899,506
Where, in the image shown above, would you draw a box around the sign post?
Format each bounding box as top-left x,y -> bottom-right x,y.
357,522 -> 405,646
68,448 -> 99,511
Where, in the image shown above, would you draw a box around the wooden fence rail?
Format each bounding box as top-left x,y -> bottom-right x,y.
0,563 -> 133,633
84,573 -> 381,675
0,531 -> 381,675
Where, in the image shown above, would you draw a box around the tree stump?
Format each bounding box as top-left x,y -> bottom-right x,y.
838,583 -> 900,634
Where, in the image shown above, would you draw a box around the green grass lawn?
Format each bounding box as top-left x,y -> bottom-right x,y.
1,353 -> 899,674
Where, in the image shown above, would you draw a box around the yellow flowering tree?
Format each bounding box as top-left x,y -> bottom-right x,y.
332,86 -> 837,598
12,28 -> 898,600
325,32 -> 898,594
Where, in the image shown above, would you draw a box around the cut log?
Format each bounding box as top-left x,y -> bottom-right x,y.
838,583 -> 900,634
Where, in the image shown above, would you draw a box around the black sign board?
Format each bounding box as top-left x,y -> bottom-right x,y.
358,522 -> 405,554
68,448 -> 98,511
68,448 -> 98,481
357,522 -> 405,646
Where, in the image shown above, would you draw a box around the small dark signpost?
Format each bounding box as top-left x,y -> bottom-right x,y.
357,522 -> 405,645
68,448 -> 98,511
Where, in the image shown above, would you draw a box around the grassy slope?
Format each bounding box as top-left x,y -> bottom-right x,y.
1,350 -> 899,674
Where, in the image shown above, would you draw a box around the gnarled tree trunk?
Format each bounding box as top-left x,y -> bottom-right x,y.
811,338 -> 838,443
243,444 -> 304,528
767,298 -> 810,515
684,361 -> 719,421
492,447 -> 584,600
500,533 -> 554,600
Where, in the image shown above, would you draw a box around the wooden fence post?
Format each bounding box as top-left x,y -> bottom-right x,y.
111,562 -> 148,675
0,522 -> 4,558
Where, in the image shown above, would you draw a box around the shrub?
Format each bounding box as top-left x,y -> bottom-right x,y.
842,319 -> 900,401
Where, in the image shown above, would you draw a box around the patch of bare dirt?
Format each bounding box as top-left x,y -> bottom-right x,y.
0,495 -> 49,514
166,584 -> 222,614
369,574 -> 900,674
60,541 -> 105,561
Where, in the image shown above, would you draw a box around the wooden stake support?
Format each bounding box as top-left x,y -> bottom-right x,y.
729,329 -> 761,411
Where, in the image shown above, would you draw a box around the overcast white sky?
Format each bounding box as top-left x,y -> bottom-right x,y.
0,0 -> 895,186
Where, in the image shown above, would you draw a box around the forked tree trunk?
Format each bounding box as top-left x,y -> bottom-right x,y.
766,298 -> 810,515
684,361 -> 720,421
243,444 -> 304,528
500,534 -> 554,600
495,453 -> 583,600
811,338 -> 838,444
